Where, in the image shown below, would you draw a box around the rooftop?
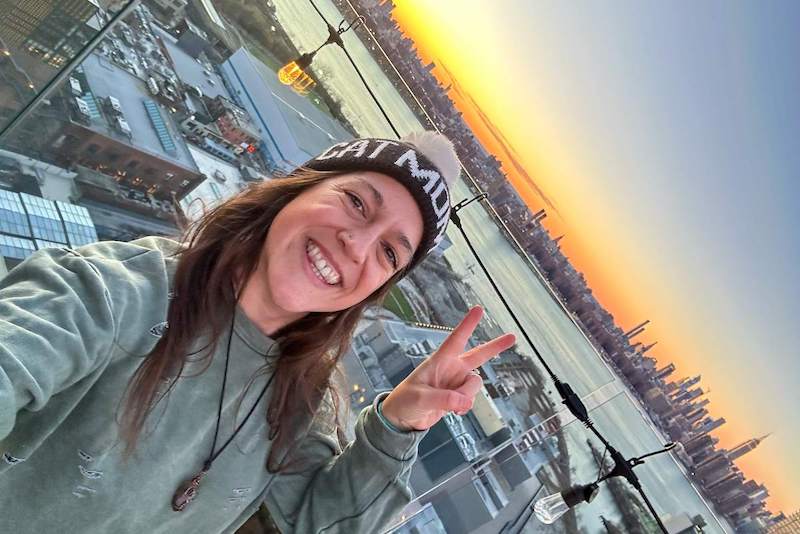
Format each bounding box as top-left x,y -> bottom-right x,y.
154,26 -> 230,101
219,48 -> 352,170
79,53 -> 198,171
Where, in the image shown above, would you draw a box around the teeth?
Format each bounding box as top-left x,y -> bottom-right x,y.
306,240 -> 341,285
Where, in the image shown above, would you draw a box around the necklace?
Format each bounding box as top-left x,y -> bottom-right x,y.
172,307 -> 276,512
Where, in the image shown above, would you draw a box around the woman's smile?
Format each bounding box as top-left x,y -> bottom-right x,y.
305,238 -> 342,287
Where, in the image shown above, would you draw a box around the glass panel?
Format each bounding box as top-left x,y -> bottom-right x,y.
20,192 -> 67,243
0,232 -> 35,259
251,2 -> 734,532
0,1 -> 747,533
0,1 -> 131,134
0,188 -> 30,236
56,200 -> 98,246
34,238 -> 66,250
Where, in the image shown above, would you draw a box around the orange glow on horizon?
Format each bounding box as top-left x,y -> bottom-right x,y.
392,0 -> 793,513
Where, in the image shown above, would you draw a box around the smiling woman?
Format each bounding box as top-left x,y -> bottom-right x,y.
238,170 -> 425,328
0,130 -> 516,533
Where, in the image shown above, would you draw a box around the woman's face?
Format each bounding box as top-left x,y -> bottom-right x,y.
255,171 -> 424,315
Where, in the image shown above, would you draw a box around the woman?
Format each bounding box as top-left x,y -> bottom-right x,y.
0,131 -> 515,533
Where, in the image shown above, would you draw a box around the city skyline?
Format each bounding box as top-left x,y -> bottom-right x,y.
391,0 -> 800,513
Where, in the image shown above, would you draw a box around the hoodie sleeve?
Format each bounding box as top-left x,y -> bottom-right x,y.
0,247 -> 117,441
263,391 -> 428,534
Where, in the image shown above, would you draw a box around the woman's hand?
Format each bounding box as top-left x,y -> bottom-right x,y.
380,306 -> 516,432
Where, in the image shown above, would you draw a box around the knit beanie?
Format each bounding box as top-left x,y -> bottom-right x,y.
303,131 -> 461,271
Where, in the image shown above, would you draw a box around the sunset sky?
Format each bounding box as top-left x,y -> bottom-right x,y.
392,0 -> 800,513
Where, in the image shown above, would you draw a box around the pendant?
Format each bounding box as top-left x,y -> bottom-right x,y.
172,469 -> 207,512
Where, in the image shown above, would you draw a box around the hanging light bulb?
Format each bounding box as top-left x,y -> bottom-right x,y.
278,52 -> 315,86
533,484 -> 599,524
291,71 -> 316,95
276,16 -> 365,97
533,492 -> 570,524
277,61 -> 303,85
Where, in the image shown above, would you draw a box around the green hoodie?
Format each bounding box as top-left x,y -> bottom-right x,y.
0,236 -> 428,533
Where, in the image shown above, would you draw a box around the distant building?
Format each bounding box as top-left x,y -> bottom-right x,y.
184,0 -> 237,63
0,152 -> 98,273
696,416 -> 726,435
655,362 -> 676,380
205,95 -> 261,148
148,0 -> 188,26
0,0 -> 99,68
728,434 -> 771,462
171,18 -> 212,59
769,510 -> 800,533
7,53 -> 210,241
50,54 -> 204,198
217,48 -> 352,172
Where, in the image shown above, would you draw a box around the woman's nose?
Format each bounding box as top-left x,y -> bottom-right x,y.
339,228 -> 372,264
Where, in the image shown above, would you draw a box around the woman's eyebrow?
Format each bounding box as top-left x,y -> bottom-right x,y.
354,177 -> 414,258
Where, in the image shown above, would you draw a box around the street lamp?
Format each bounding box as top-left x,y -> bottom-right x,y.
277,16 -> 365,95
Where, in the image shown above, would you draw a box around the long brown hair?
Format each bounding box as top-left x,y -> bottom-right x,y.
117,169 -> 408,472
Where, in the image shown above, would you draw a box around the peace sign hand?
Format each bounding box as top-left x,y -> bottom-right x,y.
380,306 -> 516,432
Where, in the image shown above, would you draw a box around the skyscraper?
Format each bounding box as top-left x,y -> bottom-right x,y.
696,416 -> 726,435
655,362 -> 676,380
729,434 -> 771,462
768,510 -> 800,533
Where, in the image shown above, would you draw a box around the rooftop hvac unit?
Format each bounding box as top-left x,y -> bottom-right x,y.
69,77 -> 82,96
108,96 -> 122,113
147,77 -> 159,95
116,117 -> 131,135
75,98 -> 91,117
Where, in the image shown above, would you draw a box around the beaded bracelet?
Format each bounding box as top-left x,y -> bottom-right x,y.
376,397 -> 410,434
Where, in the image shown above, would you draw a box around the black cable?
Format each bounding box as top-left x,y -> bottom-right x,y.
337,44 -> 399,138
305,0 -> 399,137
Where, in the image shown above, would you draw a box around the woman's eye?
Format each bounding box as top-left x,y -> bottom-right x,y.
346,192 -> 366,216
344,190 -> 396,268
384,244 -> 398,269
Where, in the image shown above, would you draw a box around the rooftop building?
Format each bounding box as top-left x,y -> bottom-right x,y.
218,48 -> 352,172
49,53 -> 204,202
769,510 -> 800,533
153,25 -> 230,101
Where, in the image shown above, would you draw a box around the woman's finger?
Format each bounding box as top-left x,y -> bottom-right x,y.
425,386 -> 472,413
458,333 -> 516,370
455,371 -> 483,401
433,306 -> 483,359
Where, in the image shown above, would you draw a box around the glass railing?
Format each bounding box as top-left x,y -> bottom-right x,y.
0,1 -> 737,533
